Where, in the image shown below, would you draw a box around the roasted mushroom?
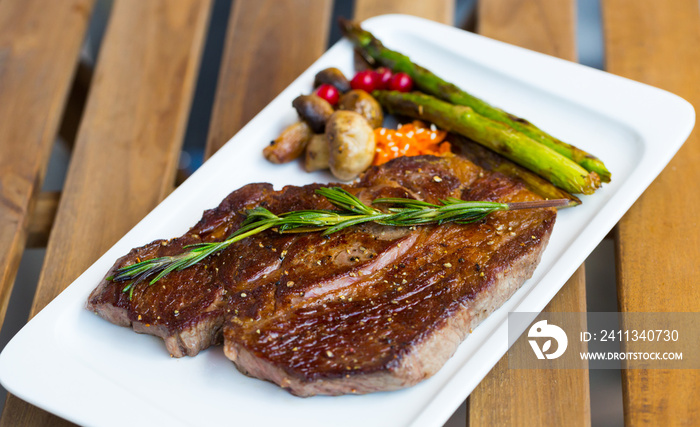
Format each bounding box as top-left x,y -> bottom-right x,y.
326,110 -> 376,181
313,67 -> 351,93
338,90 -> 383,128
263,121 -> 312,164
292,94 -> 334,133
304,134 -> 330,172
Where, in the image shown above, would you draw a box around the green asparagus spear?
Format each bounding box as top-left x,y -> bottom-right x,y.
447,134 -> 581,206
375,90 -> 600,195
339,19 -> 611,182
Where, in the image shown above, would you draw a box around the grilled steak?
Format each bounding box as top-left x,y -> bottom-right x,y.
87,155 -> 556,395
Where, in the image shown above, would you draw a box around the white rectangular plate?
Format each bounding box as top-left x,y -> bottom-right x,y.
0,15 -> 694,427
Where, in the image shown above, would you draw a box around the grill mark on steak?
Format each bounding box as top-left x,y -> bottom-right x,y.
296,232 -> 418,303
87,155 -> 556,394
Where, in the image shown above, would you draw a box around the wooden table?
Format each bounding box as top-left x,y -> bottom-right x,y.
0,0 -> 697,425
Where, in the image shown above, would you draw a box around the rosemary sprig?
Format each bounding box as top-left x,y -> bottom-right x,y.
109,187 -> 567,297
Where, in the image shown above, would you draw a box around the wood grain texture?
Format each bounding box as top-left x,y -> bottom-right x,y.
0,0 -> 212,424
204,0 -> 333,158
477,0 -> 576,59
470,1 -> 590,425
0,0 -> 93,332
353,0 -> 454,23
603,0 -> 700,424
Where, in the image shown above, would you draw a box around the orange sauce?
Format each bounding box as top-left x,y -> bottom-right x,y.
373,121 -> 451,166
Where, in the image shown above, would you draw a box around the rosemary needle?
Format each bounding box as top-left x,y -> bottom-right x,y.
109,187 -> 567,298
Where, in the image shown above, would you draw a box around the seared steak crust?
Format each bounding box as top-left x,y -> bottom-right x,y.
87,155 -> 556,394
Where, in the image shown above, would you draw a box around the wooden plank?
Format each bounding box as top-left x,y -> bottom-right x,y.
469,268 -> 590,425
470,1 -> 591,425
0,0 -> 212,425
602,0 -> 700,424
204,0 -> 333,158
353,0 -> 454,23
0,0 -> 93,332
477,0 -> 575,58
